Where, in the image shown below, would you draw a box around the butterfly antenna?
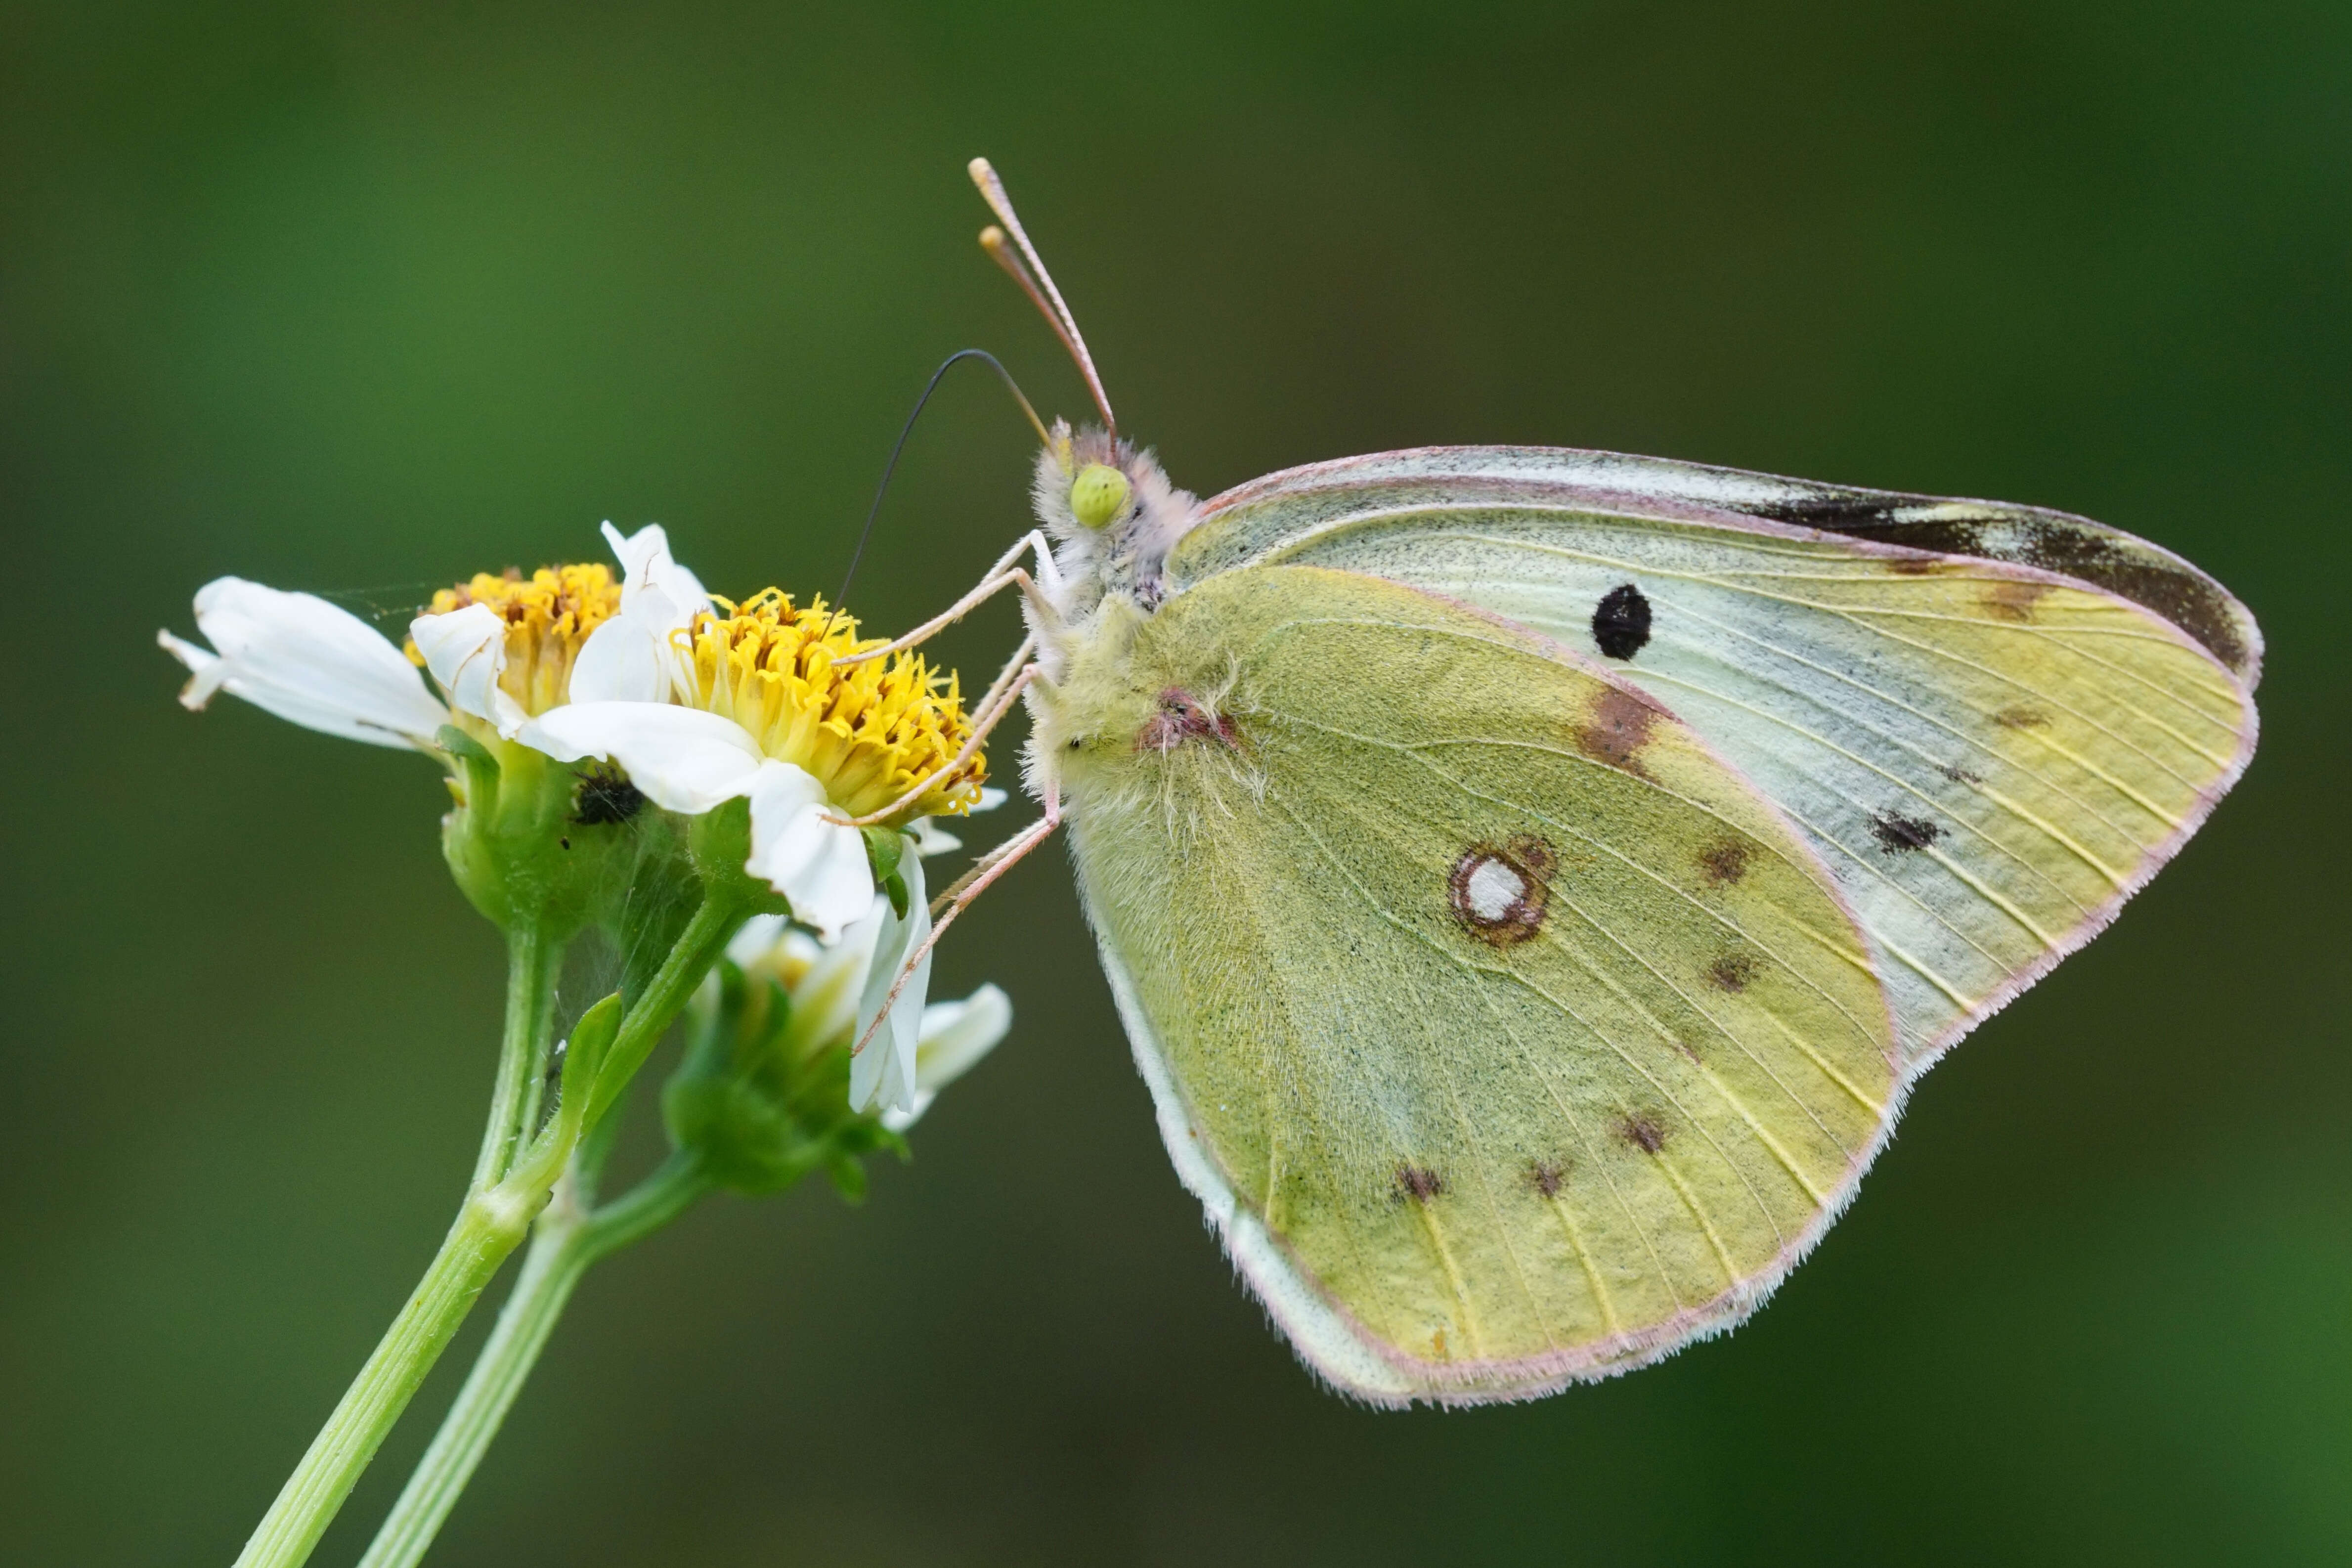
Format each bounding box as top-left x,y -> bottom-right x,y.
820,348 -> 1049,646
968,156 -> 1117,438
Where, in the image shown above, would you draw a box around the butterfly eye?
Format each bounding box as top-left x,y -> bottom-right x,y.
1070,463 -> 1131,529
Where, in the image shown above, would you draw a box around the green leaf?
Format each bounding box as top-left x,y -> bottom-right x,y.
560,992 -> 625,1108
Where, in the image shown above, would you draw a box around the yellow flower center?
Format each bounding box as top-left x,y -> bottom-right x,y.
408,564 -> 623,718
682,589 -> 985,823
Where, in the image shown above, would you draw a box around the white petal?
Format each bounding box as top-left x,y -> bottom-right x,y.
517,702 -> 762,813
744,762 -> 874,942
163,578 -> 447,748
916,983 -> 1012,1091
602,521 -> 710,624
851,849 -> 930,1116
906,817 -> 962,857
566,614 -> 673,705
882,981 -> 1012,1131
409,604 -> 530,735
157,629 -> 228,708
782,892 -> 889,1059
973,787 -> 1009,813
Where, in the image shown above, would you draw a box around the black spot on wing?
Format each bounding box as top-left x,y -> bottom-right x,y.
1698,840 -> 1751,885
1870,812 -> 1941,853
1394,1164 -> 1446,1203
1591,583 -> 1652,660
1616,1114 -> 1668,1155
1743,492 -> 2251,677
1706,954 -> 1757,993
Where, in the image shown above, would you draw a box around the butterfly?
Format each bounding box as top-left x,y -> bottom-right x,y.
848,159 -> 2262,1405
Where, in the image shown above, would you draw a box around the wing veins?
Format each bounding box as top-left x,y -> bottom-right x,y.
1389,526 -> 2236,787
1271,797 -> 1733,1314
1266,796 -> 1794,1261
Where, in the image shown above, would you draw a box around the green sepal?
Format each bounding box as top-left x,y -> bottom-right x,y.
436,724 -> 496,766
439,722 -> 695,945
862,825 -> 904,883
821,1122 -> 906,1203
865,827 -> 911,918
686,798 -> 795,918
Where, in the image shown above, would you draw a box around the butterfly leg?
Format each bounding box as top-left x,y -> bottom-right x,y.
833,531 -> 1062,667
970,631 -> 1040,720
826,658 -> 1043,829
852,796 -> 1063,1057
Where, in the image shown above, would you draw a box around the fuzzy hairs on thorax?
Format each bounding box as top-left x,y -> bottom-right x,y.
1030,420 -> 1202,624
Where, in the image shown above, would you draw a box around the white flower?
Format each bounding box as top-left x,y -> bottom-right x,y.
728,898 -> 1012,1123
850,849 -> 931,1114
882,983 -> 1013,1132
519,703 -> 876,941
166,534 -> 997,1101
159,524 -> 699,755
407,523 -> 708,737
157,578 -> 448,749
517,583 -> 995,950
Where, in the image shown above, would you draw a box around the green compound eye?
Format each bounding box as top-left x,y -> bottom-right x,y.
1070,463 -> 1132,529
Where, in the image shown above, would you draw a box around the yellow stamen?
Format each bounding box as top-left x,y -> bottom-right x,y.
406,563 -> 623,718
682,589 -> 985,823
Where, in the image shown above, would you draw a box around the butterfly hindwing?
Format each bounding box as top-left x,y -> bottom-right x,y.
1052,564 -> 1898,1403
1167,448 -> 2260,1069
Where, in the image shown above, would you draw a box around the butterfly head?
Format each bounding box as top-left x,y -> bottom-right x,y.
1030,419 -> 1199,601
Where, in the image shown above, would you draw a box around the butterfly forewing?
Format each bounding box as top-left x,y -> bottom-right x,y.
1057,565 -> 1898,1402
1169,448 -> 2259,1069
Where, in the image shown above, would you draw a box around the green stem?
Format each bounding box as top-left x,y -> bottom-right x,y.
355,1155 -> 710,1568
229,896 -> 740,1568
229,1189 -> 532,1568
469,924 -> 562,1194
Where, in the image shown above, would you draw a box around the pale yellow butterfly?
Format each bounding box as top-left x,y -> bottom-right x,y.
842,159 -> 2261,1405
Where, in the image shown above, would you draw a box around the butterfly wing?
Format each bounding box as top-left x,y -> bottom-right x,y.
1055,564 -> 1898,1403
1165,447 -> 2259,1069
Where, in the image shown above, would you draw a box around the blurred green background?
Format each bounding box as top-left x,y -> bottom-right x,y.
4,2 -> 2348,1563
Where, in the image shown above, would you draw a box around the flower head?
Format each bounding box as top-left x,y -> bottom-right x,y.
161,525 -> 711,937
520,584 -> 991,945
682,591 -> 985,821
728,901 -> 1010,1126
409,523 -> 708,737
676,899 -> 1012,1168
408,562 -> 621,732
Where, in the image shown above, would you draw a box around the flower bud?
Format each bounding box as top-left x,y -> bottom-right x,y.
662,906 -> 1012,1199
